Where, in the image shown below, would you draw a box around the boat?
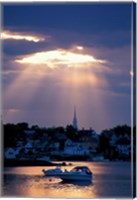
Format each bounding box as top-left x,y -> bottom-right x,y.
42,166 -> 92,181
42,166 -> 63,177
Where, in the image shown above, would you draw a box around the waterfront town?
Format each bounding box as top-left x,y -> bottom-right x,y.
3,109 -> 134,164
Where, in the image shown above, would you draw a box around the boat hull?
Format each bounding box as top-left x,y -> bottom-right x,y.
58,174 -> 92,181
43,171 -> 92,181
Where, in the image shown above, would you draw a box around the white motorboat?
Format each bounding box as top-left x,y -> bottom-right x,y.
42,166 -> 63,177
42,166 -> 92,181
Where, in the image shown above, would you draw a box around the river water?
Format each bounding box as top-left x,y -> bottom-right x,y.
2,161 -> 132,198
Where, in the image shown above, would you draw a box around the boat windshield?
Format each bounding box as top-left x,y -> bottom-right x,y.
71,167 -> 92,175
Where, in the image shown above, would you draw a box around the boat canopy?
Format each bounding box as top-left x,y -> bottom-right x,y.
71,166 -> 92,175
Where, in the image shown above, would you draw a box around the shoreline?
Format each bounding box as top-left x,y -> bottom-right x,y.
4,158 -> 131,167
4,159 -> 61,167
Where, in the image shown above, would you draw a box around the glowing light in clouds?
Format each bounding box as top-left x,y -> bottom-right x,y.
1,30 -> 45,42
76,46 -> 84,50
15,49 -> 106,68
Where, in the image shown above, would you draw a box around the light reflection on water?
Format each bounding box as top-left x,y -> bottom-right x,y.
2,161 -> 132,198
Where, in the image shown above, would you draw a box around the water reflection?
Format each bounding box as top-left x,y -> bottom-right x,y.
3,162 -> 132,198
59,180 -> 93,186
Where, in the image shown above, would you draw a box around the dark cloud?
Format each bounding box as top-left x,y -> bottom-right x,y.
3,3 -> 131,32
2,28 -> 131,59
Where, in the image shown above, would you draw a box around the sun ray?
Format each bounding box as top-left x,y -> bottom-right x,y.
3,64 -> 49,123
3,45 -> 110,128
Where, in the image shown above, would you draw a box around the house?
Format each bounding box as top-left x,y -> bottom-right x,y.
116,144 -> 130,156
4,148 -> 16,159
33,140 -> 48,151
109,134 -> 118,146
24,142 -> 33,154
24,142 -> 33,149
53,132 -> 67,141
78,129 -> 99,150
48,142 -> 60,150
64,139 -> 90,156
15,146 -> 23,156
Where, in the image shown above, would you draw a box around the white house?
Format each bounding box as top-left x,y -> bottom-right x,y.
5,148 -> 16,159
24,142 -> 33,153
117,144 -> 130,155
24,142 -> 33,149
64,139 -> 90,156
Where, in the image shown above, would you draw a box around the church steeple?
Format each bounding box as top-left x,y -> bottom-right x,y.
73,107 -> 78,130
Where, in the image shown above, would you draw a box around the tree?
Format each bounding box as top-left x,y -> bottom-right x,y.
4,124 -> 20,147
99,130 -> 110,156
17,122 -> 29,130
66,125 -> 77,140
112,125 -> 131,136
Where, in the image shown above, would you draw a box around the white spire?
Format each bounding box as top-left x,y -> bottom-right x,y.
73,107 -> 78,130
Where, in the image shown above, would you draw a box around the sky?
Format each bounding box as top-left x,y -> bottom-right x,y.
1,2 -> 133,133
